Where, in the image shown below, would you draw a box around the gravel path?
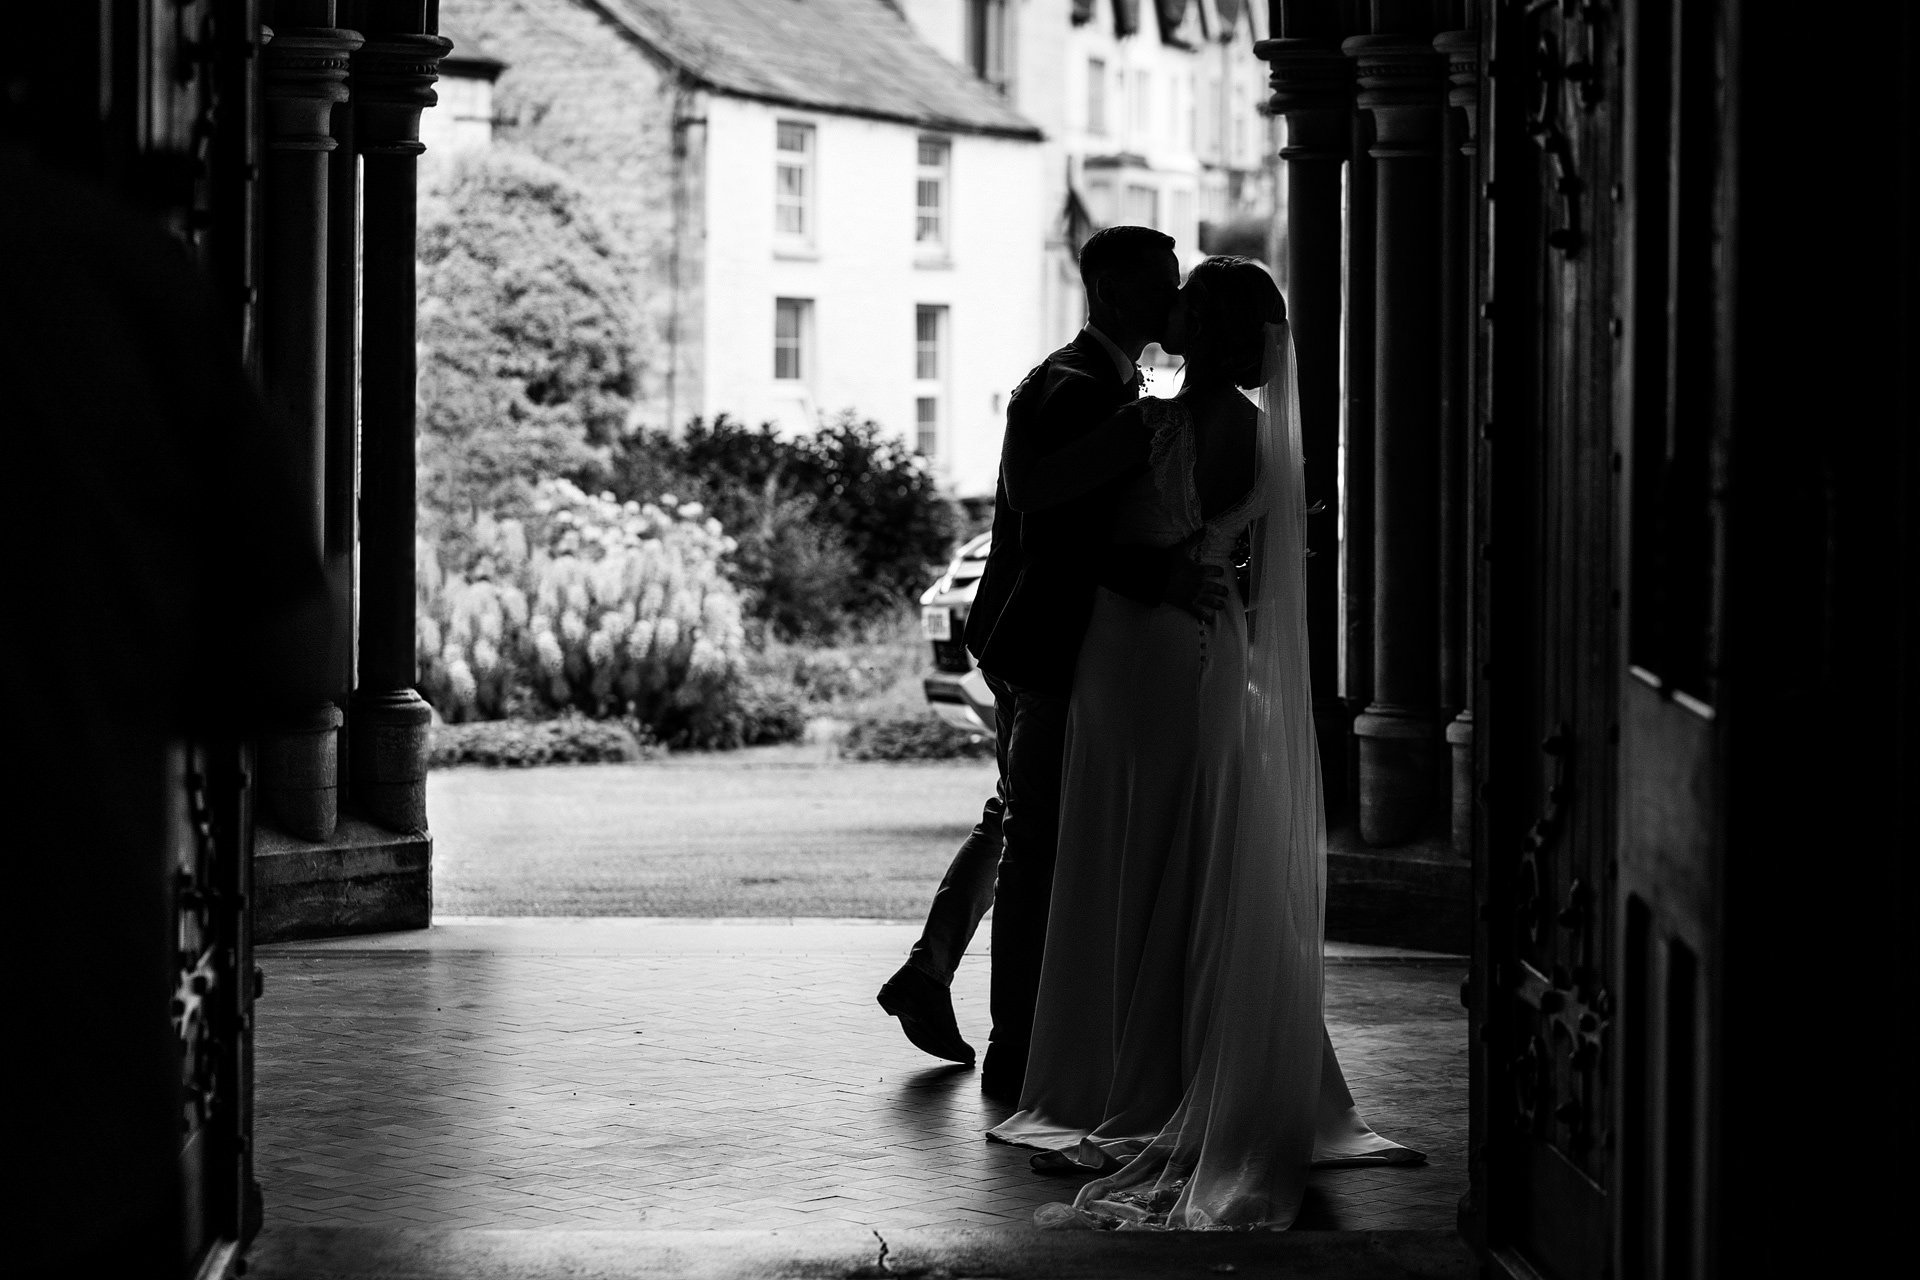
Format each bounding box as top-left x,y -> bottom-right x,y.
427,744 -> 999,918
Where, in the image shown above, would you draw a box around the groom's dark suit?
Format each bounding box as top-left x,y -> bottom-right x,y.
960,330 -> 1177,1089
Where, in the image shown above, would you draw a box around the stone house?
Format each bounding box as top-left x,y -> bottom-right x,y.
438,0 -> 1045,497
898,0 -> 1281,351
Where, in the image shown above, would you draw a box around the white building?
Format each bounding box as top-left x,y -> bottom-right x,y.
700,94 -> 1044,499
438,0 -> 1045,497
898,1 -> 1281,354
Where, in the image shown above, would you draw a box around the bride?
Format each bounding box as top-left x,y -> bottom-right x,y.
986,257 -> 1420,1230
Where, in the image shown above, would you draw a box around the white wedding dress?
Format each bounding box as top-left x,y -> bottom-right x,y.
986,325 -> 1419,1230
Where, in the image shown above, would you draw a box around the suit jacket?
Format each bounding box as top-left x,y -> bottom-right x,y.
965,331 -> 1175,696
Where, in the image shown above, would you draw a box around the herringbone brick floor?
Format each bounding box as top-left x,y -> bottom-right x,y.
255,921 -> 1465,1232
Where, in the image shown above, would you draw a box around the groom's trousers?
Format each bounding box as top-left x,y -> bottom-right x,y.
905,672 -> 1068,1074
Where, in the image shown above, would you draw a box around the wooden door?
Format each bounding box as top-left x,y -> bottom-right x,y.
1470,1 -> 1622,1275
1610,1 -> 1724,1276
139,2 -> 268,1274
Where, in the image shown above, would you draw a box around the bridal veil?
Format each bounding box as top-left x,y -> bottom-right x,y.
1060,321 -> 1414,1230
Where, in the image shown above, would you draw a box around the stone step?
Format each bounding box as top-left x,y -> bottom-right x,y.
247,1225 -> 1475,1280
1326,825 -> 1471,956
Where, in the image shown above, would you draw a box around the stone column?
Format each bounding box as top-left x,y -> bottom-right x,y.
1341,91 -> 1377,809
1258,34 -> 1353,812
325,27 -> 361,793
1344,33 -> 1446,847
1437,27 -> 1480,857
348,27 -> 450,833
257,21 -> 361,840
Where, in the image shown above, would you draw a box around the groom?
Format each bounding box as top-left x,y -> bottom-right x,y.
877,226 -> 1227,1100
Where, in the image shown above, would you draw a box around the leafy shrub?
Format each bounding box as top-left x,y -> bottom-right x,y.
749,612 -> 991,761
723,671 -> 810,747
428,715 -> 656,768
417,149 -> 643,543
417,478 -> 751,748
608,414 -> 960,638
747,611 -> 930,708
842,711 -> 994,762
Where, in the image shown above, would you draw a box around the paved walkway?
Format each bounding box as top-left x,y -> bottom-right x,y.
428,755 -> 1000,918
254,921 -> 1465,1236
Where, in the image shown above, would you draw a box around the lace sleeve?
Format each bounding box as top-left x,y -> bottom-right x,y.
1141,398 -> 1203,535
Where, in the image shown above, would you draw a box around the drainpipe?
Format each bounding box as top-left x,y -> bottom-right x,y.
667,76 -> 705,435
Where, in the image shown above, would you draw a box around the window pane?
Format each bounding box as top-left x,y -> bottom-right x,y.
916,396 -> 938,456
916,177 -> 942,244
1086,181 -> 1113,226
915,306 -> 942,379
1124,184 -> 1159,228
918,138 -> 947,168
775,299 -> 807,380
777,122 -> 810,153
1088,58 -> 1106,133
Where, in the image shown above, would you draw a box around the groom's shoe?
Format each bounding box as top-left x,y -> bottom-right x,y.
876,964 -> 975,1065
979,1042 -> 1025,1103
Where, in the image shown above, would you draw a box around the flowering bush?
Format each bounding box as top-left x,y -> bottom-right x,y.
418,479 -> 754,748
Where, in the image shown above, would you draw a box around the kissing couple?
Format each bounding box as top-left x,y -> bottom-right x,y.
877,226 -> 1421,1230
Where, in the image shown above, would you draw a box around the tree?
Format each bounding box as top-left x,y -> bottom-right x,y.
416,148 -> 644,551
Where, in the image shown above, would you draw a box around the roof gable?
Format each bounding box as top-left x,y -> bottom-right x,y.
596,0 -> 1041,139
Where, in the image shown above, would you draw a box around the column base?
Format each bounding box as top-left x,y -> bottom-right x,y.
1446,710 -> 1474,857
258,703 -> 342,841
1353,705 -> 1439,847
349,687 -> 432,832
254,819 -> 431,943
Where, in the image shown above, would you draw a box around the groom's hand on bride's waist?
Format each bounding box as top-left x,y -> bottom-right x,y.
1164,559 -> 1229,623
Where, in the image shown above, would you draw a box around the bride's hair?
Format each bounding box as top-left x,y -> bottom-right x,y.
1183,256 -> 1287,389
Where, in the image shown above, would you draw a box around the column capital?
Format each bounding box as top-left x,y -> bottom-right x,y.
261,27 -> 362,153
1434,29 -> 1481,151
1255,37 -> 1352,161
1342,33 -> 1445,160
355,33 -> 454,157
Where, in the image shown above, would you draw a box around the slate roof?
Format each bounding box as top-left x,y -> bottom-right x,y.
596,0 -> 1041,139
439,21 -> 507,79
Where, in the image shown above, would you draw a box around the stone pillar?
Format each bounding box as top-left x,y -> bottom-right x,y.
1437,27 -> 1480,857
1345,33 -> 1446,847
348,27 -> 450,833
1259,34 -> 1353,812
325,28 -> 361,793
1341,89 -> 1377,810
257,21 -> 361,840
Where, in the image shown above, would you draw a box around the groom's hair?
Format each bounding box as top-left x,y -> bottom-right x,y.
1077,225 -> 1175,291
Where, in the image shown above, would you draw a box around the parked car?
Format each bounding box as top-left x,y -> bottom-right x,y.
918,531 -> 996,737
